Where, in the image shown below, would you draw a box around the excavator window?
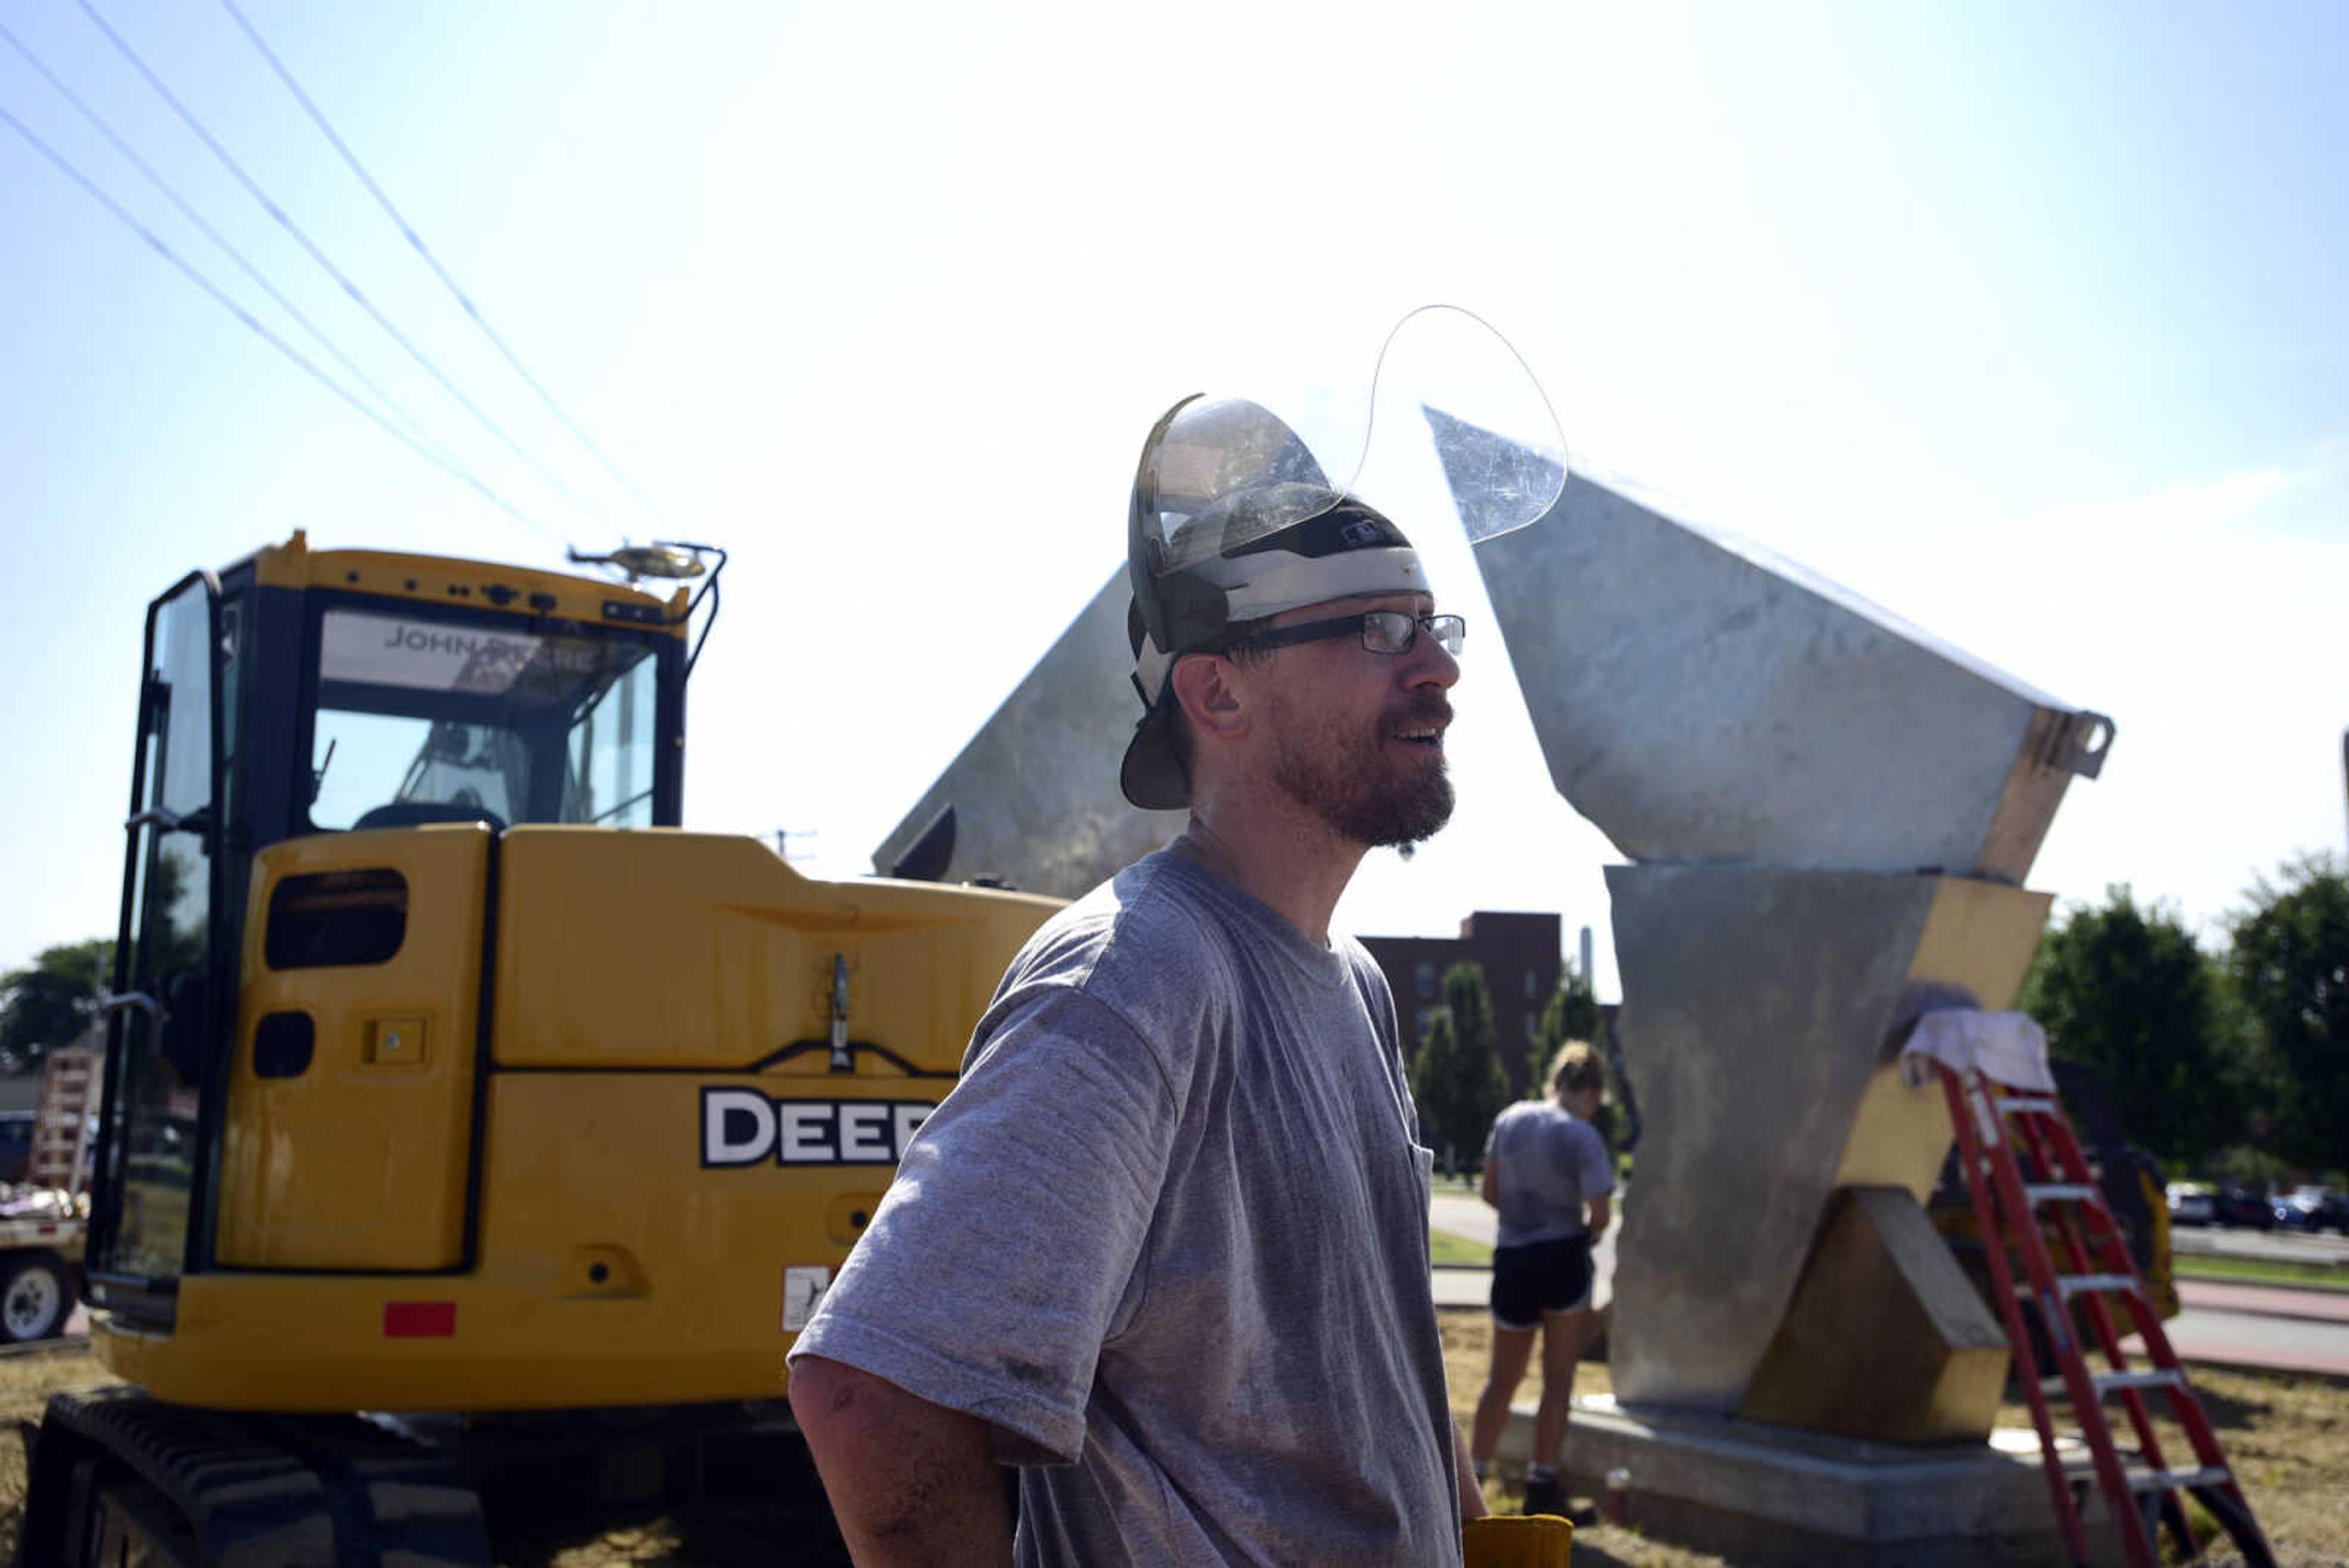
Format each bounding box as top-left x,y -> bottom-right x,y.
306,607 -> 664,833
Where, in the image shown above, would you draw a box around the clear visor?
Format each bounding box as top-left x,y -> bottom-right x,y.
1134,305 -> 1567,578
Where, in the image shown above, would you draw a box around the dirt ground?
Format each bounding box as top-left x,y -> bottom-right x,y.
1438,1312 -> 1730,1568
4,1323 -> 2344,1566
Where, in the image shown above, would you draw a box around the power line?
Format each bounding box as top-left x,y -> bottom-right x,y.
0,18 -> 462,477
0,98 -> 549,533
73,0 -> 606,526
216,0 -> 664,524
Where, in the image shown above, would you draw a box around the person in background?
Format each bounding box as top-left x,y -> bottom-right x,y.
1471,1039 -> 1614,1518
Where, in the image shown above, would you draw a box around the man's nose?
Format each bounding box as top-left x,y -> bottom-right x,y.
1401,631 -> 1460,691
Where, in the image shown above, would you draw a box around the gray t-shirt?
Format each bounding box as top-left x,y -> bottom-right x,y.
1482,1100 -> 1614,1249
789,849 -> 1461,1567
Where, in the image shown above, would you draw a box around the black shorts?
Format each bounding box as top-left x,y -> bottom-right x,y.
1490,1234 -> 1594,1330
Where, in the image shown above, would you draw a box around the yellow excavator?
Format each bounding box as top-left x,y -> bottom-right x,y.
18,532 -> 1057,1564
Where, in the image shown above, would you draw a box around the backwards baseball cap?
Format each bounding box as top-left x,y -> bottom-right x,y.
1118,308 -> 1570,811
1121,431 -> 1425,809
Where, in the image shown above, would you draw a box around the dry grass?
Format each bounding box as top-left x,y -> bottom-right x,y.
4,1329 -> 2342,1565
1994,1365 -> 2349,1566
0,1343 -> 122,1562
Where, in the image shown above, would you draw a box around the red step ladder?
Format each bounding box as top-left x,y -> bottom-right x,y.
1934,1060 -> 2273,1568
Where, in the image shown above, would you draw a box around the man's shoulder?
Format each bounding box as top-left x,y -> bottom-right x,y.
1332,932 -> 1393,995
998,853 -> 1243,1030
1023,851 -> 1232,957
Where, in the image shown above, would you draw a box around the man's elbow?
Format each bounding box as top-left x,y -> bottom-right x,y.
787,1354 -> 1009,1560
787,1353 -> 862,1445
787,1354 -> 985,1488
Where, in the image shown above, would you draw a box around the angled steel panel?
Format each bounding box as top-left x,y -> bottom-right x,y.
1473,474 -> 2110,881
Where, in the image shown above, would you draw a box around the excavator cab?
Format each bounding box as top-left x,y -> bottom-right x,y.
89,533 -> 689,1325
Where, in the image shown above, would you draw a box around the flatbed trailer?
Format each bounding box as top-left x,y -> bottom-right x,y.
0,1044 -> 99,1342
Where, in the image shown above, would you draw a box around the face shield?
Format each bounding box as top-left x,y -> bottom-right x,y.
1127,304 -> 1567,660
1119,306 -> 1565,810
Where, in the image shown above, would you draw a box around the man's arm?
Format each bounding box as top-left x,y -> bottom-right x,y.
1479,1158 -> 1499,1209
1585,1191 -> 1611,1243
789,1354 -> 1012,1567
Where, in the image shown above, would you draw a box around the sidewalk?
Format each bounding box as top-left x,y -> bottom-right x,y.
2128,1279 -> 2349,1377
1431,1267 -> 1490,1309
2173,1277 -> 2349,1325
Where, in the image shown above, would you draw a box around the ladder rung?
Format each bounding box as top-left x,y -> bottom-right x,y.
2128,1464 -> 2232,1493
2024,1183 -> 2099,1205
2057,1273 -> 2141,1298
2040,1368 -> 2185,1399
1995,1095 -> 2061,1116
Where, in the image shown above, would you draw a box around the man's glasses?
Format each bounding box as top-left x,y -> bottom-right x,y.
1231,611 -> 1466,658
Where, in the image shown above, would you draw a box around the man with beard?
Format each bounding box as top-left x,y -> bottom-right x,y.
789,412 -> 1484,1566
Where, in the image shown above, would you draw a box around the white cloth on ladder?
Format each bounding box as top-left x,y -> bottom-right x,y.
1898,1008 -> 2055,1092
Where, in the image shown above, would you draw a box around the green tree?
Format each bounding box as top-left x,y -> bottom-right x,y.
1532,962 -> 1600,1094
2015,887 -> 2241,1164
1,938 -> 113,1072
2227,853 -> 2349,1173
1410,962 -> 1508,1172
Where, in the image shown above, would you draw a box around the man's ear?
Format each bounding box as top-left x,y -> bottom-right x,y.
1170,653 -> 1247,740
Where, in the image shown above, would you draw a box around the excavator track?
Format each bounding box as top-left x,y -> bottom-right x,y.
18,1386 -> 491,1567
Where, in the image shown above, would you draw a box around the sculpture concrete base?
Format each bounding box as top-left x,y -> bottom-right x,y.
1497,1396 -> 2124,1567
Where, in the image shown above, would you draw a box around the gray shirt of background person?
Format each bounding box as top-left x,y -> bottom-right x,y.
788,849 -> 1464,1568
1482,1100 -> 1616,1250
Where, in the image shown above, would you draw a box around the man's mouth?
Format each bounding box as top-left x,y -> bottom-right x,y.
1389,710 -> 1450,750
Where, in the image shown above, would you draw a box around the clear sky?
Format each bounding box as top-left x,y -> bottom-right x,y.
4,0 -> 2345,1000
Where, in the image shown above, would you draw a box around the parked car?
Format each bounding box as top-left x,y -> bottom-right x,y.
0,1112 -> 32,1186
2315,1192 -> 2349,1235
2211,1180 -> 2276,1230
2165,1181 -> 2216,1226
2275,1186 -> 2349,1235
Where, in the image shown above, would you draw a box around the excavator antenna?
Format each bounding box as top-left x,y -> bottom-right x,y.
566,540 -> 710,583
568,539 -> 730,676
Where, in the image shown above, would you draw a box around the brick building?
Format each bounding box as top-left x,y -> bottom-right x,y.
1360,911 -> 1561,1096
